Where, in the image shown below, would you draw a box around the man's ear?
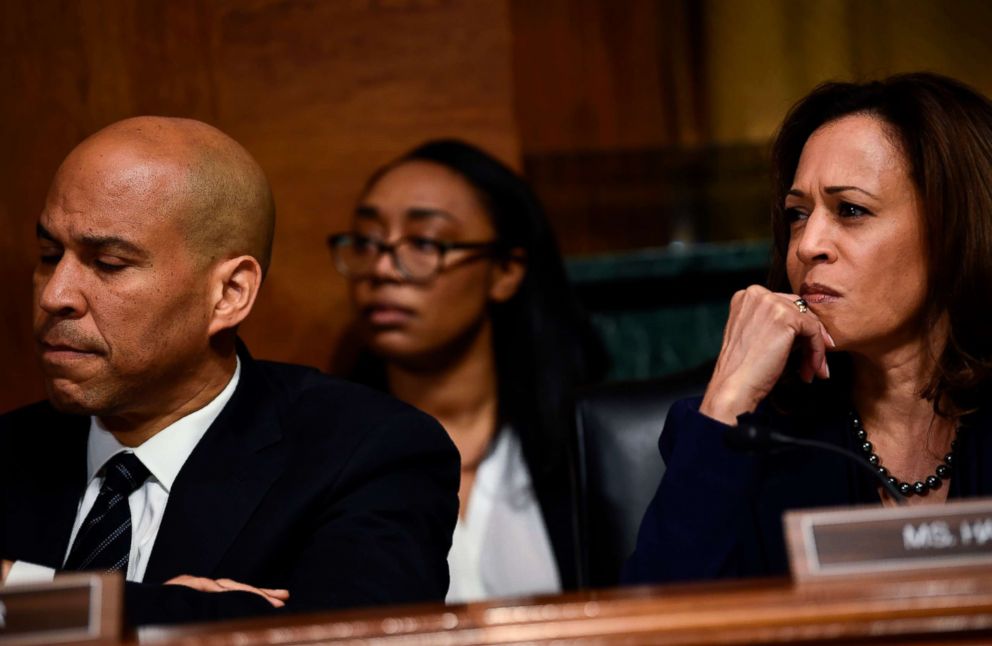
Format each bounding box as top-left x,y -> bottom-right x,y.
489,248 -> 527,303
207,255 -> 263,336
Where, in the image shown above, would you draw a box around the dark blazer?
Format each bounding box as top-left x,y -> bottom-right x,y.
623,397 -> 992,584
0,344 -> 460,626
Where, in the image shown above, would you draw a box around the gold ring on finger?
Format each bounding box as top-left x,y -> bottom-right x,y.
794,298 -> 809,314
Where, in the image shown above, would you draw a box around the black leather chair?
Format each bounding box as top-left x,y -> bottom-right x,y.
575,361 -> 713,587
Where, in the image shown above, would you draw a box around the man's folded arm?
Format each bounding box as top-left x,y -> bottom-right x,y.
123,409 -> 459,626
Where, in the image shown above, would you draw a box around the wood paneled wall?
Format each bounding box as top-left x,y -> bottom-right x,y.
0,0 -> 519,413
509,0 -> 992,253
509,0 -> 706,153
5,0 -> 992,412
703,0 -> 992,144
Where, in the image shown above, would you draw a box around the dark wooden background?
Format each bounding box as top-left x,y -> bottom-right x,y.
0,0 -> 520,411
3,0 -> 992,413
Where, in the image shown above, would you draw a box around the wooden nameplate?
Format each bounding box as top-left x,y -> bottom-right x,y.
785,497 -> 992,582
0,573 -> 122,645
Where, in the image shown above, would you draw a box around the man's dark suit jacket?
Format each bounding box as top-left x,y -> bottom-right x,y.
0,344 -> 460,626
623,397 -> 992,584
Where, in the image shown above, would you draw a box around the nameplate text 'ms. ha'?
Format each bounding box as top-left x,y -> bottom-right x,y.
785,498 -> 992,581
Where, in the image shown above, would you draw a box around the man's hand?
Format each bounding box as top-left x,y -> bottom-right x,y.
165,575 -> 289,608
1,560 -> 12,584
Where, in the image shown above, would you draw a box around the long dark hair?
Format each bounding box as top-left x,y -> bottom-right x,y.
769,72 -> 992,416
347,139 -> 608,479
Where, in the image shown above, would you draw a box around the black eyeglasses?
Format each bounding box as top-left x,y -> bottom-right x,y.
327,232 -> 504,283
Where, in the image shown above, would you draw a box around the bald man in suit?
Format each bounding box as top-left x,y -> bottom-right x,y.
0,117 -> 459,626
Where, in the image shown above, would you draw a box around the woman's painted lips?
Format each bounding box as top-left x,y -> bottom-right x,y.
799,282 -> 841,304
363,304 -> 416,326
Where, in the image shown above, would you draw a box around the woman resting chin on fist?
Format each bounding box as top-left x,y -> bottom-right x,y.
624,72 -> 992,585
700,285 -> 834,426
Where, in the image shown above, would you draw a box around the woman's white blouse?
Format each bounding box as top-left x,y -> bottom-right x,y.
446,426 -> 561,603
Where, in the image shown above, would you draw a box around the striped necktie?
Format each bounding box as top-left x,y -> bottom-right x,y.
64,452 -> 151,574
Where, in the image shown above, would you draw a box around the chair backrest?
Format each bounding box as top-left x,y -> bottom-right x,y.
575,362 -> 712,587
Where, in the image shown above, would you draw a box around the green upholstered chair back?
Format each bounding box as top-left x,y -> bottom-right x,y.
567,241 -> 772,381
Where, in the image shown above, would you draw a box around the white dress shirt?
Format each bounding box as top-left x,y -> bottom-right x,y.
446,426 -> 561,603
5,359 -> 241,586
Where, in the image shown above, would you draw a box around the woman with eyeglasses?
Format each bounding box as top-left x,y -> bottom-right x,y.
328,139 -> 608,602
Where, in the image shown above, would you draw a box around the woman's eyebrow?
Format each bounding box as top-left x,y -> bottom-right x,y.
406,207 -> 455,222
786,186 -> 879,199
354,205 -> 381,220
824,185 -> 879,199
352,204 -> 455,222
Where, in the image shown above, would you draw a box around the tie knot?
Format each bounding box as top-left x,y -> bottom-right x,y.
101,452 -> 151,496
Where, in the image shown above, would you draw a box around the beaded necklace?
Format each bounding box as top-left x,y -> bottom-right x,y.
850,410 -> 956,497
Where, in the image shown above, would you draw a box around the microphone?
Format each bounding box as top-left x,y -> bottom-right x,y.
725,422 -> 908,505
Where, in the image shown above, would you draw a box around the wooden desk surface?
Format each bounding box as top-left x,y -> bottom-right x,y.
134,568 -> 992,645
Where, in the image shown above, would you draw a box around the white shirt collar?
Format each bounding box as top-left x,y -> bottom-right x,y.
86,357 -> 242,492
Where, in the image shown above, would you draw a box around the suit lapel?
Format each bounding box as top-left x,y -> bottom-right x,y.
143,348 -> 288,582
6,408 -> 89,567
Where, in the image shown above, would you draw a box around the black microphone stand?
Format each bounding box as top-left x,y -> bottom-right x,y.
727,423 -> 908,505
